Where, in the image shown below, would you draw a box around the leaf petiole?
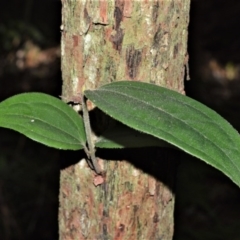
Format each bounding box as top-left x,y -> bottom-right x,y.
82,95 -> 102,174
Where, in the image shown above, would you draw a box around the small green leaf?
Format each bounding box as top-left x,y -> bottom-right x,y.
95,124 -> 173,149
0,93 -> 86,150
85,81 -> 240,187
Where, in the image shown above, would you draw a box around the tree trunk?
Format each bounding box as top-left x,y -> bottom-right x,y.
59,1 -> 190,239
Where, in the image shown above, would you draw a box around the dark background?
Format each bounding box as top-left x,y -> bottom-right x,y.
1,0 -> 240,239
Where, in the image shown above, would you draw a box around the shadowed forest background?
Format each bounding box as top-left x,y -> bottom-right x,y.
1,0 -> 240,239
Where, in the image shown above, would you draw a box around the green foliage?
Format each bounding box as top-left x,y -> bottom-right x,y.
0,93 -> 86,150
85,81 -> 240,187
1,81 -> 240,187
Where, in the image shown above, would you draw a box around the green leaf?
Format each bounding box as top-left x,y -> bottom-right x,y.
95,124 -> 173,149
0,93 -> 86,150
85,81 -> 240,187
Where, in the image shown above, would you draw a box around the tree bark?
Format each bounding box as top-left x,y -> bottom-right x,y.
59,1 -> 190,239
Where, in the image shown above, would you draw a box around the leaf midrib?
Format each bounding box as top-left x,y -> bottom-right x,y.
0,100 -> 84,144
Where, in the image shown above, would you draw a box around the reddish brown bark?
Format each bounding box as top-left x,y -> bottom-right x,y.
59,1 -> 190,239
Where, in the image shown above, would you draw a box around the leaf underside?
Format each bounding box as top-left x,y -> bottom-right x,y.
0,93 -> 86,150
95,123 -> 173,149
85,81 -> 240,187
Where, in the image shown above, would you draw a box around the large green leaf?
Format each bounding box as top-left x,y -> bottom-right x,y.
0,93 -> 86,150
85,81 -> 240,186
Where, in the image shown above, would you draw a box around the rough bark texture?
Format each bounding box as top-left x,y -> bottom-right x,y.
59,1 -> 190,239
